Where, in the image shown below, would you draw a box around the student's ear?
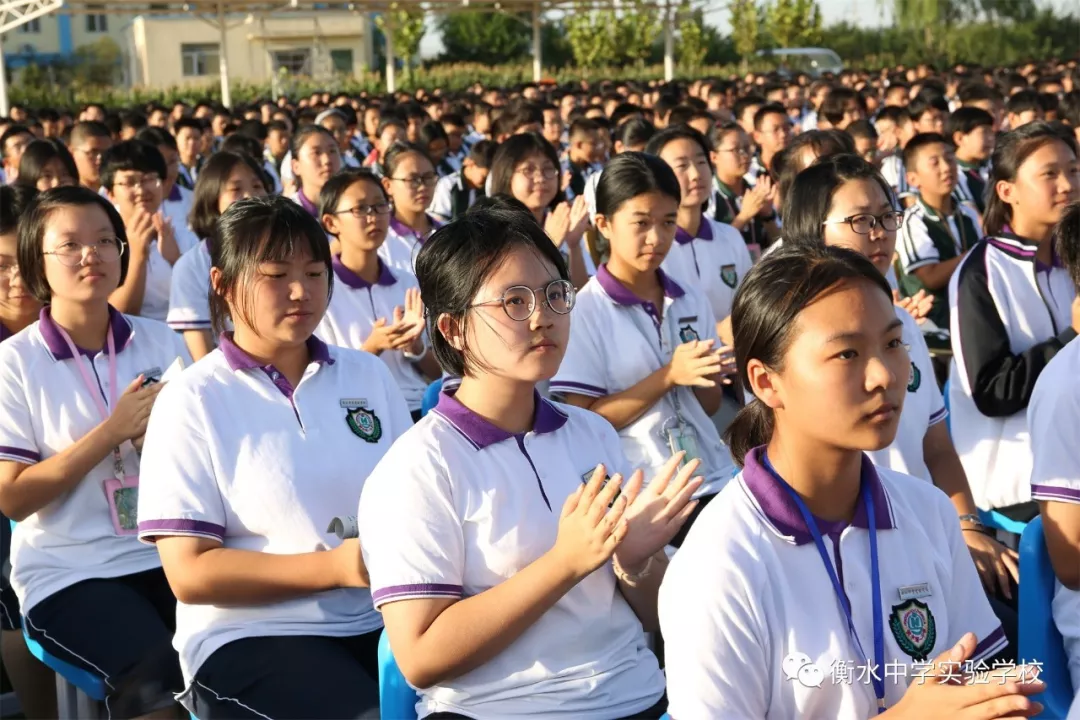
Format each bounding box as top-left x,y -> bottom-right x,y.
436,312 -> 465,352
709,150 -> 720,170
381,175 -> 394,196
905,167 -> 921,191
321,213 -> 340,238
290,155 -> 301,180
996,177 -> 1018,208
594,213 -> 612,239
209,267 -> 230,306
746,358 -> 784,411
752,129 -> 764,148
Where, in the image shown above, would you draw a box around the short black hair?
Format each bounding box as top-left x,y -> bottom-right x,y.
488,132 -> 563,208
595,151 -> 681,218
69,121 -> 112,148
120,111 -> 148,133
317,168 -> 387,225
820,88 -> 864,126
646,124 -> 714,162
1006,89 -> 1042,116
568,117 -> 601,141
100,139 -> 168,190
902,132 -> 950,170
418,121 -> 448,147
0,184 -> 38,235
220,133 -> 265,163
381,141 -> 433,179
875,105 -> 911,127
615,117 -> 657,151
1056,202 -> 1080,292
753,103 -> 788,131
135,126 -> 178,152
16,139 -> 79,189
945,107 -> 994,144
733,94 -> 766,123
908,90 -> 949,122
173,117 -> 204,135
19,186 -> 130,303
1061,91 -> 1080,128
188,151 -> 268,243
467,139 -> 496,169
846,119 -> 878,142
0,124 -> 32,160
959,81 -> 1003,105
414,206 -> 569,378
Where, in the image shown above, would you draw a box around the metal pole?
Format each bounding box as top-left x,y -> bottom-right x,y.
0,33 -> 8,118
384,11 -> 396,93
218,2 -> 232,108
663,0 -> 674,82
531,2 -> 541,84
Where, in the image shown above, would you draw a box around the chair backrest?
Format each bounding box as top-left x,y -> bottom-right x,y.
1018,516 -> 1075,719
378,628 -> 419,720
421,378 -> 444,418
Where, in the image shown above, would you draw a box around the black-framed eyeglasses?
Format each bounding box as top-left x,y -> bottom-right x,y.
334,203 -> 392,218
390,173 -> 438,189
822,211 -> 904,235
468,279 -> 575,321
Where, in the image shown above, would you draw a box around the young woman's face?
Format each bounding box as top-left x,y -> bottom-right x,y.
427,138 -> 448,165
383,152 -> 436,213
0,231 -> 39,318
326,179 -> 390,252
230,245 -> 330,348
109,168 -> 164,218
821,178 -> 898,276
659,138 -> 712,208
758,278 -> 908,454
292,133 -> 342,194
597,191 -> 678,274
710,130 -> 752,182
377,125 -> 405,153
42,204 -> 123,303
217,163 -> 268,215
509,152 -> 558,213
320,116 -> 351,152
999,140 -> 1080,231
456,244 -> 570,383
35,157 -> 76,191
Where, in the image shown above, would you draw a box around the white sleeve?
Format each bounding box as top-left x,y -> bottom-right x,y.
897,212 -> 941,273
374,359 -> 414,442
660,539 -> 771,719
167,248 -> 211,331
1029,375 -> 1080,505
137,379 -> 227,544
962,204 -> 984,237
429,175 -> 454,222
359,443 -> 465,609
909,324 -> 947,425
549,301 -> 609,398
0,352 -> 39,465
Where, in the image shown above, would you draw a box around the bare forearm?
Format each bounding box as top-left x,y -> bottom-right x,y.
415,351 -> 442,381
0,421 -> 118,520
571,366 -> 673,431
183,330 -> 215,362
568,242 -> 590,290
914,255 -> 965,291
693,383 -> 723,416
923,423 -> 979,516
109,253 -> 149,315
170,547 -> 354,605
616,552 -> 668,632
401,550 -> 579,687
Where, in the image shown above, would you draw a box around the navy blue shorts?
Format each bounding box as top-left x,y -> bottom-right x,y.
23,567 -> 183,716
0,514 -> 19,631
182,631 -> 381,720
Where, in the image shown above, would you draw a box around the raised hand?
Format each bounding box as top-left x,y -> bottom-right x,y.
667,338 -> 724,388
613,455 -> 703,574
552,465 -> 629,580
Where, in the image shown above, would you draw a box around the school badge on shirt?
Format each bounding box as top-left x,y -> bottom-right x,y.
889,598 -> 936,661
907,362 -> 922,393
341,398 -> 383,443
677,316 -> 700,343
720,264 -> 738,289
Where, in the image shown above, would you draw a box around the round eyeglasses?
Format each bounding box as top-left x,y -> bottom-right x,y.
43,238 -> 126,267
468,279 -> 575,321
822,211 -> 904,235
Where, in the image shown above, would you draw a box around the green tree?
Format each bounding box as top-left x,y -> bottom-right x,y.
729,0 -> 763,63
73,37 -> 123,87
883,0 -> 969,56
764,0 -> 822,48
565,4 -> 618,68
437,12 -> 530,65
541,20 -> 575,69
375,7 -> 427,81
614,0 -> 662,66
676,2 -> 710,69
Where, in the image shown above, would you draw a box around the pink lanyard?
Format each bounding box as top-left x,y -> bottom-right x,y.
55,322 -> 128,482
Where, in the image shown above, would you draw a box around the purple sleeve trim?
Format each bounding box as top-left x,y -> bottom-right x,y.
137,518 -> 226,540
929,407 -> 949,425
549,380 -> 607,397
167,320 -> 212,330
971,626 -> 1007,662
0,446 -> 40,464
372,583 -> 463,606
1031,484 -> 1080,504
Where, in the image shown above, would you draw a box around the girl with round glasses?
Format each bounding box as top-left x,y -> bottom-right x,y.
0,186 -> 190,717
360,206 -> 699,719
553,153 -> 736,545
318,169 -> 441,421
782,154 -> 1020,633
379,142 -> 441,273
706,123 -> 781,254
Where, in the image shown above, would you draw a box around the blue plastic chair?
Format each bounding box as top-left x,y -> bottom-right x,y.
421,378 -> 444,418
378,628 -> 419,720
22,626 -> 105,719
1018,516 -> 1075,718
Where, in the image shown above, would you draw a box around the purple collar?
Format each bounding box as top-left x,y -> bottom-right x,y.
39,305 -> 133,361
674,218 -> 715,245
389,215 -> 441,242
219,332 -> 335,372
1036,247 -> 1065,271
0,322 -> 12,343
296,190 -> 318,217
332,255 -> 397,289
433,388 -> 569,450
595,264 -> 685,306
166,184 -> 182,203
741,446 -> 896,545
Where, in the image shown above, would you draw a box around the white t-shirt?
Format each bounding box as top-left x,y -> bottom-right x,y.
550,265 -> 737,496
662,217 -> 754,326
359,389 -> 666,719
166,239 -> 212,333
661,447 -> 1007,720
137,335 -> 411,679
0,307 -> 189,613
379,215 -> 442,274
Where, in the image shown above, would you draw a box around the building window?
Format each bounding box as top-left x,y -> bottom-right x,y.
330,49 -> 353,74
181,43 -> 220,77
86,7 -> 108,32
273,49 -> 311,76
17,18 -> 41,33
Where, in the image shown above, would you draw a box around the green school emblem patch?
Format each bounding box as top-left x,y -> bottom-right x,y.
720,263 -> 738,289
889,598 -> 937,661
907,362 -> 922,392
679,325 -> 700,343
346,406 -> 383,443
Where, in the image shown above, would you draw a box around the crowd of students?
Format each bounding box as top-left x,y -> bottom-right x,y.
0,57 -> 1077,719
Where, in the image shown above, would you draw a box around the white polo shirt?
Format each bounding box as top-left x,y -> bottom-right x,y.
137,334 -> 411,680
661,217 -> 754,325
0,307 -> 189,614
162,184 -> 200,256
429,171 -> 477,223
379,215 -> 442,274
166,239 -> 212,333
316,257 -> 429,412
660,447 -> 1007,720
359,390 -> 666,719
1028,336 -> 1080,696
868,308 -> 947,482
550,265 -> 737,496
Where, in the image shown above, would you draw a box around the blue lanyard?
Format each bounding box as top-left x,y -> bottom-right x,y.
763,453 -> 887,713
